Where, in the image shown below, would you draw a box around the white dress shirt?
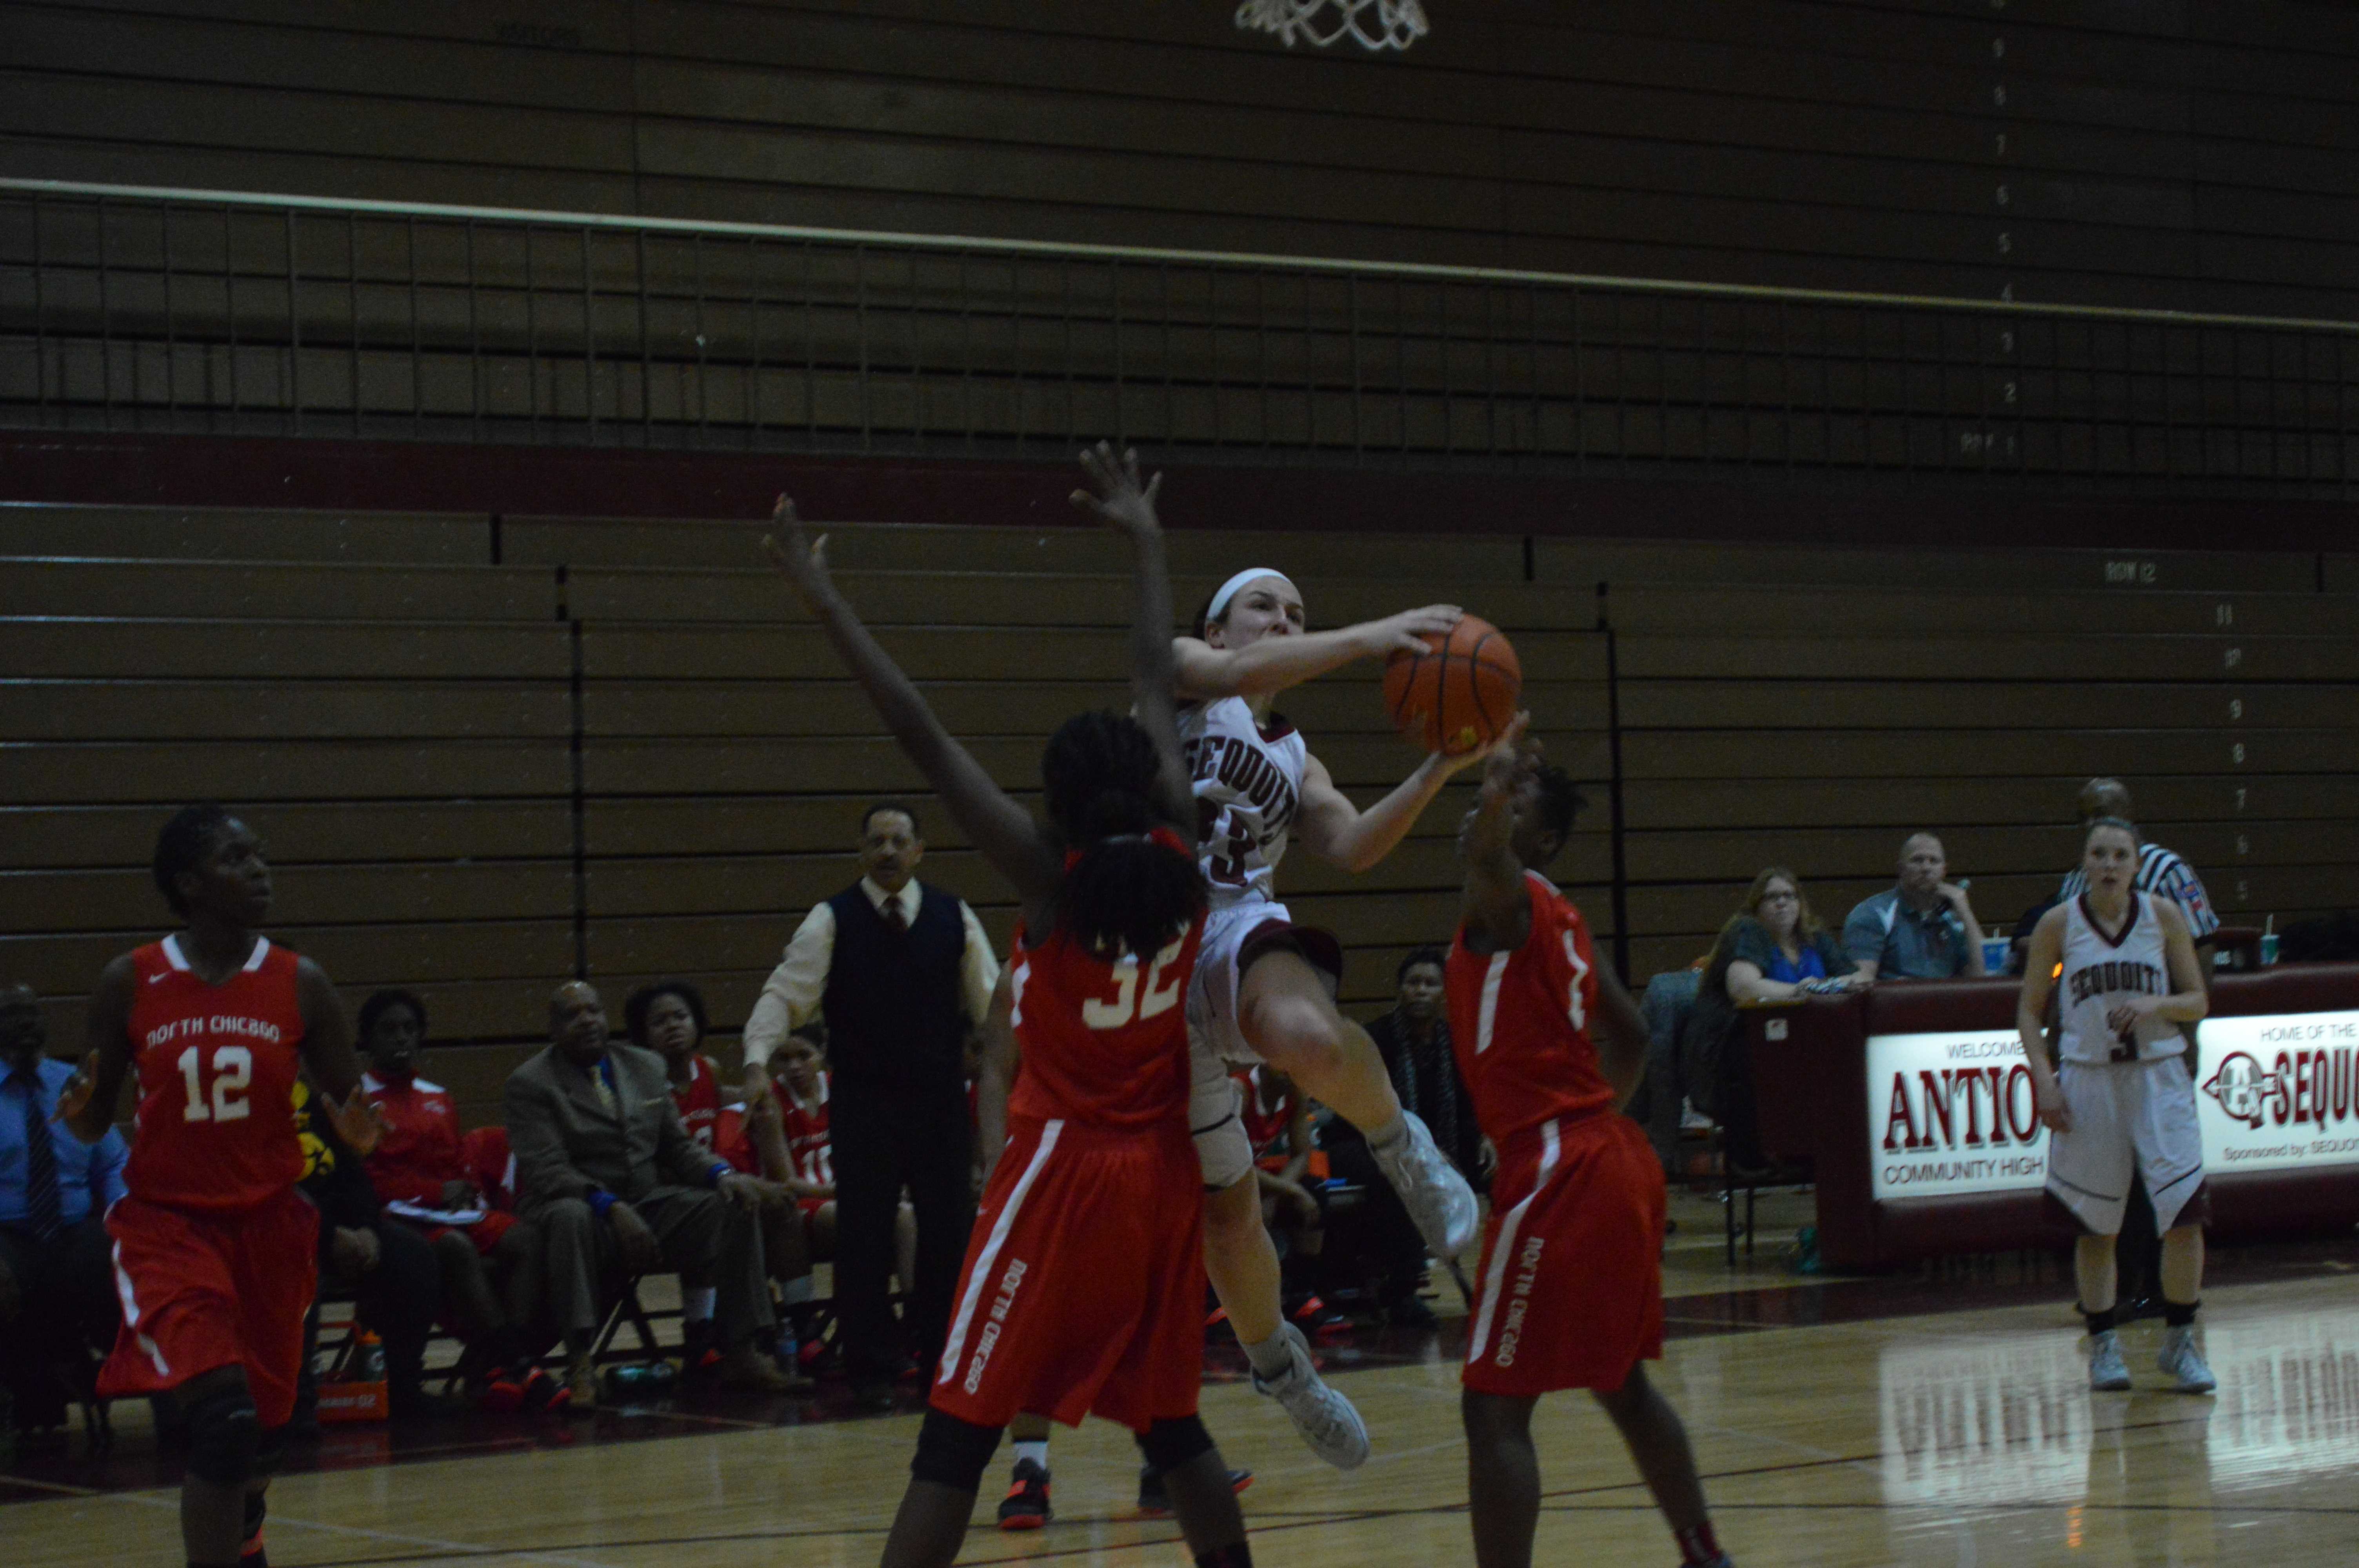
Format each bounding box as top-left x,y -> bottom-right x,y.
741,876 -> 1000,1066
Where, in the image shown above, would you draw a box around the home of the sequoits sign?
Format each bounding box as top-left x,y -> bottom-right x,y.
1868,1012 -> 2359,1200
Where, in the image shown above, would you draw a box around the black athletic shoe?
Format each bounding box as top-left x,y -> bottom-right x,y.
997,1459 -> 1051,1530
1136,1463 -> 1253,1516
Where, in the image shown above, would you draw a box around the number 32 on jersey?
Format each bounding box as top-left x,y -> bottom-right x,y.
1012,935 -> 1189,1033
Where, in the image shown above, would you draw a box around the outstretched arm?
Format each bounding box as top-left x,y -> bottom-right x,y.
764,499 -> 1061,909
1069,443 -> 1192,828
61,955 -> 136,1143
1295,743 -> 1492,875
1455,717 -> 1536,954
1172,604 -> 1463,703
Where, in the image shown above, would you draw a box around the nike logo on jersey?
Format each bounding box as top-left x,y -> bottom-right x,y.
147,972 -> 168,984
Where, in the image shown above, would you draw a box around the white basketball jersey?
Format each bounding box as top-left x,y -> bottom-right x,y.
1174,695 -> 1308,910
2057,893 -> 2178,1065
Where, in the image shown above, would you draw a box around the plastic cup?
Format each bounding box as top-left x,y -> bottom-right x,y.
1982,938 -> 2010,973
2261,933 -> 2280,965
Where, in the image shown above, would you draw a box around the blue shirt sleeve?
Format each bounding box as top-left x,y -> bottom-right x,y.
91,1126 -> 130,1211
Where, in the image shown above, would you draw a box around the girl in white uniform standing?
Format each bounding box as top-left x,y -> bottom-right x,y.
2016,816 -> 2214,1394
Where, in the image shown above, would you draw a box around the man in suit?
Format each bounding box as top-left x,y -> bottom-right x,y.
740,800 -> 999,1409
507,982 -> 798,1407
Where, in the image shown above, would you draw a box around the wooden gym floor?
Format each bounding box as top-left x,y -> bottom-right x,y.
8,1187 -> 2355,1568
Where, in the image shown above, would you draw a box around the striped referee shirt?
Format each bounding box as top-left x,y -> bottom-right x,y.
2057,842 -> 2220,940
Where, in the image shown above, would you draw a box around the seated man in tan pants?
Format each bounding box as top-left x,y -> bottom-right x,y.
505,982 -> 798,1406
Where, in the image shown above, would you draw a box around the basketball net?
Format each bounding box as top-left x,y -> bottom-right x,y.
1234,0 -> 1430,52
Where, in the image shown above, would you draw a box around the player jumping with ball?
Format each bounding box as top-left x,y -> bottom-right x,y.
766,445 -> 1254,1568
1450,727 -> 1733,1568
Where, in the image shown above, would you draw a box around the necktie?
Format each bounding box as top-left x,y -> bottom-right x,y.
19,1073 -> 63,1242
883,897 -> 909,936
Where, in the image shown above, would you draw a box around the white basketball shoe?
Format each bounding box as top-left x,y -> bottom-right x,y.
1369,1110 -> 1479,1261
2158,1324 -> 2216,1394
1252,1322 -> 1369,1470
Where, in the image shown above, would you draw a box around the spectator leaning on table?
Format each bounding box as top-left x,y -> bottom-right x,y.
0,984 -> 125,1446
1684,869 -> 1861,1177
738,800 -> 999,1408
1842,833 -> 1988,981
505,981 -> 795,1409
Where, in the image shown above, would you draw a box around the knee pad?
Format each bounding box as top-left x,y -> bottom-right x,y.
182,1387 -> 260,1487
909,1407 -> 1004,1492
1136,1414 -> 1215,1476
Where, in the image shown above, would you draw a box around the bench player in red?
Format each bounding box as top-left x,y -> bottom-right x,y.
1450,732 -> 1734,1568
61,804 -> 381,1568
765,442 -> 1252,1568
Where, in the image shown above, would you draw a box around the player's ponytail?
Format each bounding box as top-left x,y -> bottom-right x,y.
1041,711 -> 1206,960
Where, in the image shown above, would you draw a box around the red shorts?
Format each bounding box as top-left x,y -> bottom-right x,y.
1462,1112 -> 1664,1398
930,1115 -> 1205,1434
100,1187 -> 320,1427
413,1208 -> 519,1256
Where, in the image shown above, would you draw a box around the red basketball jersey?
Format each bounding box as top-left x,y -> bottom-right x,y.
1233,1065 -> 1296,1158
123,935 -> 308,1212
358,1072 -> 466,1209
669,1054 -> 723,1151
1007,918 -> 1203,1129
1446,871 -> 1614,1145
779,1073 -> 833,1189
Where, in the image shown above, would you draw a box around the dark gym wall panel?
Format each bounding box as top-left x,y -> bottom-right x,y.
3,0 -> 2357,319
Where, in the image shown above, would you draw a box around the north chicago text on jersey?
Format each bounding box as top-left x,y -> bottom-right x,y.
140,1012 -> 287,1050
1184,731 -> 1299,833
2065,958 -> 2164,1007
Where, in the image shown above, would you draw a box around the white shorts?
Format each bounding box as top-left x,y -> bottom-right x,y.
2045,1056 -> 2207,1237
1185,900 -> 1296,1191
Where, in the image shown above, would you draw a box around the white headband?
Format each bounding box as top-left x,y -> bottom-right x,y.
1206,568 -> 1298,625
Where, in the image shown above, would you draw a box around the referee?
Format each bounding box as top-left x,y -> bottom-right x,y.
2054,777 -> 2219,1318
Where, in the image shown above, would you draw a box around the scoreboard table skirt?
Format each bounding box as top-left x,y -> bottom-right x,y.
1741,966 -> 2359,1272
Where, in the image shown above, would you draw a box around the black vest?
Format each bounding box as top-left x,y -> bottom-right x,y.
820,882 -> 969,1102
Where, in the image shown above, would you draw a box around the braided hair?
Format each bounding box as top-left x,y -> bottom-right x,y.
1040,711 -> 1206,960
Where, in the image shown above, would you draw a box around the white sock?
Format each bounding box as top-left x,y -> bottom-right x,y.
1014,1439 -> 1050,1473
1243,1330 -> 1296,1381
685,1287 -> 718,1323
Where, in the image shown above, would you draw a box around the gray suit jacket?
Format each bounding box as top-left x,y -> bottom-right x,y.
505,1042 -> 718,1214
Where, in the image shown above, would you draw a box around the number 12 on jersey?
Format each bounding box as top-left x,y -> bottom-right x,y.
177,1044 -> 253,1122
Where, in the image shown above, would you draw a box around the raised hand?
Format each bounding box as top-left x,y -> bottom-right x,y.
1367,604 -> 1465,658
322,1089 -> 388,1156
760,494 -> 833,605
1069,441 -> 1163,537
1473,712 -> 1537,803
50,1049 -> 100,1127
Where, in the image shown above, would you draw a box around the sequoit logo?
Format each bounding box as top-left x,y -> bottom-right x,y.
2203,1045 -> 2356,1132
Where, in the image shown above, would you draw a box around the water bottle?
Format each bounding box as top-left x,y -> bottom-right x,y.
354,1330 -> 386,1383
604,1360 -> 678,1398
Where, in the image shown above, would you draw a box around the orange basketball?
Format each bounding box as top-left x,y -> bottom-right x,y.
1383,615 -> 1521,756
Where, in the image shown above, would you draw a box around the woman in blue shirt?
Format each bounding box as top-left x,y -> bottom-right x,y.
1682,869 -> 1859,1175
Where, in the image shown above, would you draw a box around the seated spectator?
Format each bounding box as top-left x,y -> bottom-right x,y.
292,1075 -> 452,1425
0,984 -> 125,1448
1635,965 -> 1703,1181
505,981 -> 796,1407
1842,833 -> 1988,980
354,989 -> 561,1412
627,980 -> 726,1151
1685,868 -> 1859,1176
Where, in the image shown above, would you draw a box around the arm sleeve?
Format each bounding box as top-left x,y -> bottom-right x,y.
503,1072 -> 601,1205
1841,901 -> 1885,967
92,1127 -> 129,1210
2153,857 -> 2221,940
742,903 -> 836,1066
958,901 -> 1001,1027
1728,918 -> 1779,972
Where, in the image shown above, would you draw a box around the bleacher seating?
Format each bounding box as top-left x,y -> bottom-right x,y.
5,501 -> 2355,1133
